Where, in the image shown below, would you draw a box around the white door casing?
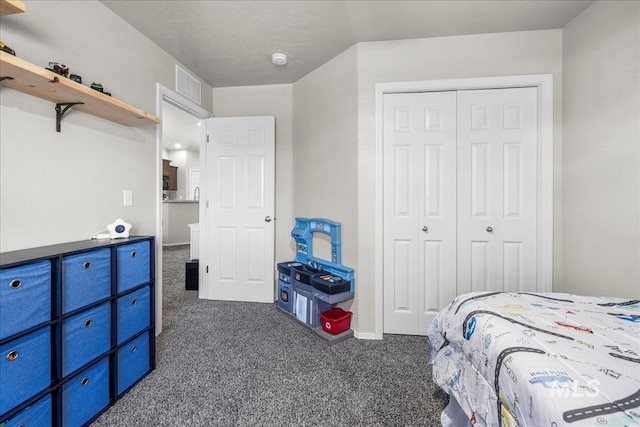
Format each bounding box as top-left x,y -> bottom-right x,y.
156,84 -> 212,336
202,116 -> 275,303
383,91 -> 458,335
457,88 -> 538,294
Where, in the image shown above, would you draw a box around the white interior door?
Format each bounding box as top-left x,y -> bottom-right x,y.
203,116 -> 275,303
457,88 -> 538,294
383,91 -> 457,335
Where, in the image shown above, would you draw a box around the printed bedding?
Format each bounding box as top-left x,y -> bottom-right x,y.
427,292 -> 640,426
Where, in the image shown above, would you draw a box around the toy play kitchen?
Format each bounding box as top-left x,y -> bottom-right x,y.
277,218 -> 354,344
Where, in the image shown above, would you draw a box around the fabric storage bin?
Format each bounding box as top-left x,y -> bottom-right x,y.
117,241 -> 150,293
0,327 -> 51,415
0,260 -> 51,340
117,286 -> 150,344
62,302 -> 111,377
117,331 -> 150,395
62,357 -> 109,427
0,393 -> 52,427
62,249 -> 111,314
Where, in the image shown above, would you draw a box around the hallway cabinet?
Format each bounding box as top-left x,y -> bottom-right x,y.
0,237 -> 155,426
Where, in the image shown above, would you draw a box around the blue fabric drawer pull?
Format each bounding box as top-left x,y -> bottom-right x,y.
0,261 -> 51,340
1,394 -> 52,427
117,286 -> 150,344
62,302 -> 110,377
117,332 -> 150,394
62,249 -> 110,314
117,242 -> 150,292
0,327 -> 51,415
62,358 -> 109,427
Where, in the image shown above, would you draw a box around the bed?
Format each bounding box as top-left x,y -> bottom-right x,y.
426,292 -> 640,426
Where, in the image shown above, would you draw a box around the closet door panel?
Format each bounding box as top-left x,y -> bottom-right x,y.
383,91 -> 457,335
458,87 -> 537,293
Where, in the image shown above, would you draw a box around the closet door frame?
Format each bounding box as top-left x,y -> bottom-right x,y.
373,74 -> 553,340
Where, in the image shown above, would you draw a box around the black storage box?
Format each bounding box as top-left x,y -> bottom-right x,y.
185,260 -> 199,290
310,274 -> 350,295
291,264 -> 322,285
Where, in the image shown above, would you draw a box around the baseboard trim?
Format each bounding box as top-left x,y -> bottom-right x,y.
354,331 -> 379,340
162,242 -> 190,247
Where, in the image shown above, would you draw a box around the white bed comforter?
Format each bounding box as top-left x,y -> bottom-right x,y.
427,292 -> 640,427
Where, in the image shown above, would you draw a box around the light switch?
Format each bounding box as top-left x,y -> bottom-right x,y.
123,190 -> 133,207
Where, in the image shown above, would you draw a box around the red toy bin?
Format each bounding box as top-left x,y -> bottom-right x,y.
320,308 -> 352,335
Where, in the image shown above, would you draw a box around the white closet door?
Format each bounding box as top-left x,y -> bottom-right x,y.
383,91 -> 457,335
457,87 -> 538,294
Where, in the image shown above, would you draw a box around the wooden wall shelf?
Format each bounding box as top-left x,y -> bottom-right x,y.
0,0 -> 26,15
0,51 -> 160,131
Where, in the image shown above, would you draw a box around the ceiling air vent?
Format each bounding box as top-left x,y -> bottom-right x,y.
175,65 -> 202,105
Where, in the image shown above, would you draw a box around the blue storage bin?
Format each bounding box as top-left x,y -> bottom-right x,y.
117,241 -> 150,293
117,331 -> 150,395
62,249 -> 111,314
1,393 -> 52,427
62,302 -> 111,377
62,357 -> 109,427
117,286 -> 150,344
0,260 -> 51,340
0,327 -> 51,415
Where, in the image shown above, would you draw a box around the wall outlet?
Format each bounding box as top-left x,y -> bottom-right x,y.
123,190 -> 133,207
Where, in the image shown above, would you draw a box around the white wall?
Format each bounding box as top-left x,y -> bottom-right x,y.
562,1 -> 640,298
0,0 -> 212,252
162,202 -> 198,245
211,84 -> 294,267
293,45 -> 359,317
353,30 -> 563,335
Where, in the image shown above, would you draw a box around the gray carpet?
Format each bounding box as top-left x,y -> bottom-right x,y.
93,245 -> 448,426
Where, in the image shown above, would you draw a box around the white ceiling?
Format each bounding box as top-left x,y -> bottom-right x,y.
102,0 -> 593,89
162,101 -> 201,151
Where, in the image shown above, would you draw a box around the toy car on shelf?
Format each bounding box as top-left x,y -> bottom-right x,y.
0,41 -> 15,56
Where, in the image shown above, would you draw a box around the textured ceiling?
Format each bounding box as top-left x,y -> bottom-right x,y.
102,0 -> 593,88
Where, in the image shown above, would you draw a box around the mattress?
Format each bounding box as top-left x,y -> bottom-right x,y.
427,292 -> 640,426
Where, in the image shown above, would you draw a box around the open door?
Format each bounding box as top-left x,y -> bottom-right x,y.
201,116 -> 275,302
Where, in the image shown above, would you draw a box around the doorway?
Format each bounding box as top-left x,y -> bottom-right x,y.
155,84 -> 212,335
373,75 -> 553,338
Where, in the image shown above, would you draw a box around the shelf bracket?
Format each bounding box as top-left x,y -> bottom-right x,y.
55,102 -> 84,132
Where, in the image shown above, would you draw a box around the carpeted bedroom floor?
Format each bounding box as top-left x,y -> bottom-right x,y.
93,245 -> 448,426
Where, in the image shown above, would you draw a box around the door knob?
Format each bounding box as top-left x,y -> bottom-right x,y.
265,216 -> 272,222
422,226 -> 428,232
486,226 -> 493,233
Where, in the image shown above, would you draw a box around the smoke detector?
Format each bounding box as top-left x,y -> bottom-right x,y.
272,53 -> 287,66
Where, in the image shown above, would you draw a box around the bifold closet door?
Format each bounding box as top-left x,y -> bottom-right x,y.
457,87 -> 538,295
383,87 -> 539,336
383,91 -> 457,335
